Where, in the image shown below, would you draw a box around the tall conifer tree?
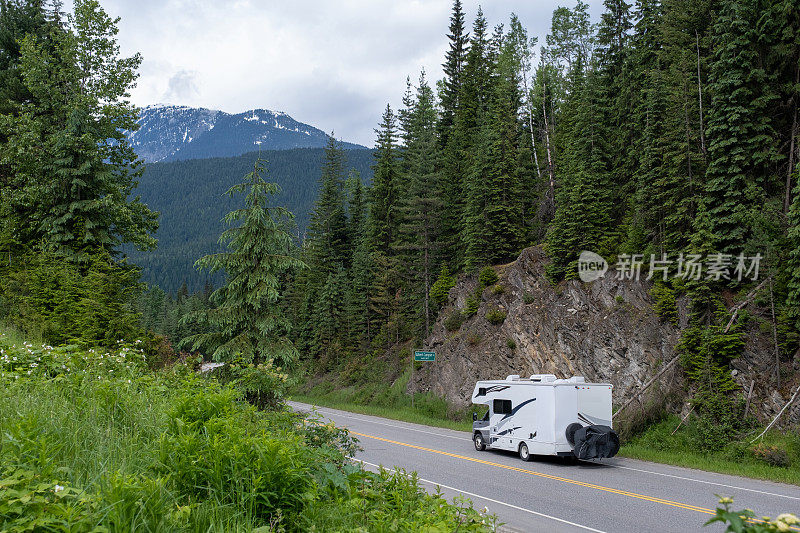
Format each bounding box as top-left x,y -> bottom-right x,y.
181,160 -> 304,366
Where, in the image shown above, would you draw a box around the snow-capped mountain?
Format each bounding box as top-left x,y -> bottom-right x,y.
129,104 -> 365,162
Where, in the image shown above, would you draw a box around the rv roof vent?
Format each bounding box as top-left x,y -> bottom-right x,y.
506,374 -> 521,381
529,374 -> 557,382
568,376 -> 586,383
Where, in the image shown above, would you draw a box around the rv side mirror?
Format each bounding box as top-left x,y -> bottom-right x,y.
472,412 -> 477,422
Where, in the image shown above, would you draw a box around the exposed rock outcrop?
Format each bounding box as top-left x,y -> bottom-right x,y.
409,247 -> 798,426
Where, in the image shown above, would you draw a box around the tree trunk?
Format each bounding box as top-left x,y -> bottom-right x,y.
423,227 -> 430,335
770,279 -> 780,387
785,64 -> 798,213
522,70 -> 542,182
542,82 -> 556,211
696,30 -> 706,159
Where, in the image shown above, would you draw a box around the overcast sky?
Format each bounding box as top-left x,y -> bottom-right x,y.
95,0 -> 603,147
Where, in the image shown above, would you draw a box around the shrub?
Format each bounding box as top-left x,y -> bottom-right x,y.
217,356 -> 290,409
101,472 -> 182,531
301,468 -> 495,531
462,295 -> 479,317
523,291 -> 535,304
491,284 -> 505,295
478,267 -> 499,287
752,443 -> 791,468
0,339 -> 147,382
157,400 -> 316,520
466,332 -> 481,345
486,308 -> 507,325
444,311 -> 464,332
0,341 -> 497,532
0,466 -> 102,531
688,394 -> 748,452
650,283 -> 678,324
141,332 -> 179,370
0,247 -> 144,348
506,338 -> 516,350
430,266 -> 456,308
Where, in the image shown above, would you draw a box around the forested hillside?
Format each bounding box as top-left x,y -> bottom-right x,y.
292,0 -> 800,444
129,147 -> 374,293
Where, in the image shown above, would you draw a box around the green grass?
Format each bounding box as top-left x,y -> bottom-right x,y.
292,391 -> 800,486
292,393 -> 473,432
0,336 -> 495,532
294,367 -> 478,432
0,324 -> 39,347
619,444 -> 800,485
620,416 -> 800,486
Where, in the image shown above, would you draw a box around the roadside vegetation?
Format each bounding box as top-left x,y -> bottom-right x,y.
295,366 -> 476,431
622,416 -> 800,486
0,328 -> 497,532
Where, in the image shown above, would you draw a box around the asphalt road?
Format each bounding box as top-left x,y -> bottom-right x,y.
289,401 -> 800,533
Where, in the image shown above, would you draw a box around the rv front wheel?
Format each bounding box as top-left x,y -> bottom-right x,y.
519,442 -> 531,462
473,432 -> 486,451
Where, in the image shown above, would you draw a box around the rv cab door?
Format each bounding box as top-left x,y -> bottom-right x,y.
489,398 -> 514,450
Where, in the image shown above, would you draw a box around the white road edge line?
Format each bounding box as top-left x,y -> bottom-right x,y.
296,403 -> 800,502
357,459 -> 606,533
610,464 -> 800,502
292,403 -> 469,441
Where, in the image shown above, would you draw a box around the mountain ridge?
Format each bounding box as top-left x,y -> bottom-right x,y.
128,104 -> 366,162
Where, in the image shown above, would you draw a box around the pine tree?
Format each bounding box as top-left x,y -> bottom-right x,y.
396,72 -> 443,334
370,105 -> 400,255
0,0 -> 157,262
346,171 -> 366,241
787,174 -> 800,332
596,0 -> 635,230
626,0 -> 666,252
313,265 -> 348,366
464,26 -> 527,268
347,234 -> 375,351
506,15 -> 540,239
455,9 -> 491,268
437,1 -> 470,269
181,159 -> 305,366
438,0 -> 468,149
704,0 -> 777,254
545,22 -> 614,279
306,134 -> 349,273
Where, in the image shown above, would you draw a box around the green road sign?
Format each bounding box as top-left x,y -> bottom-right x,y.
414,350 -> 435,362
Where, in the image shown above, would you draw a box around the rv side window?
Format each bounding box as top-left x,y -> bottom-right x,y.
478,387 -> 486,396
493,399 -> 512,414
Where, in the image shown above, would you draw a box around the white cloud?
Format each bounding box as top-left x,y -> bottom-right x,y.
162,69 -> 200,102
96,0 -> 603,146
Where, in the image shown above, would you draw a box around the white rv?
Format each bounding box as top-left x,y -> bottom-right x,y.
471,374 -> 619,461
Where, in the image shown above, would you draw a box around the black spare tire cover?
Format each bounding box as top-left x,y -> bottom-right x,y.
565,423 -> 582,446
573,424 -> 620,459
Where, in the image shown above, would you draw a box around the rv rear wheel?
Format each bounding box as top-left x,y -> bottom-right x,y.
473,432 -> 486,451
519,442 -> 531,462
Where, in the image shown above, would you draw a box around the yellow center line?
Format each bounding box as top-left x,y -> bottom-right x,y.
351,429 -> 793,530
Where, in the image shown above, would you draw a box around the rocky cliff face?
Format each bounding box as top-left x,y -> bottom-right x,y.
410,247 -> 798,426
